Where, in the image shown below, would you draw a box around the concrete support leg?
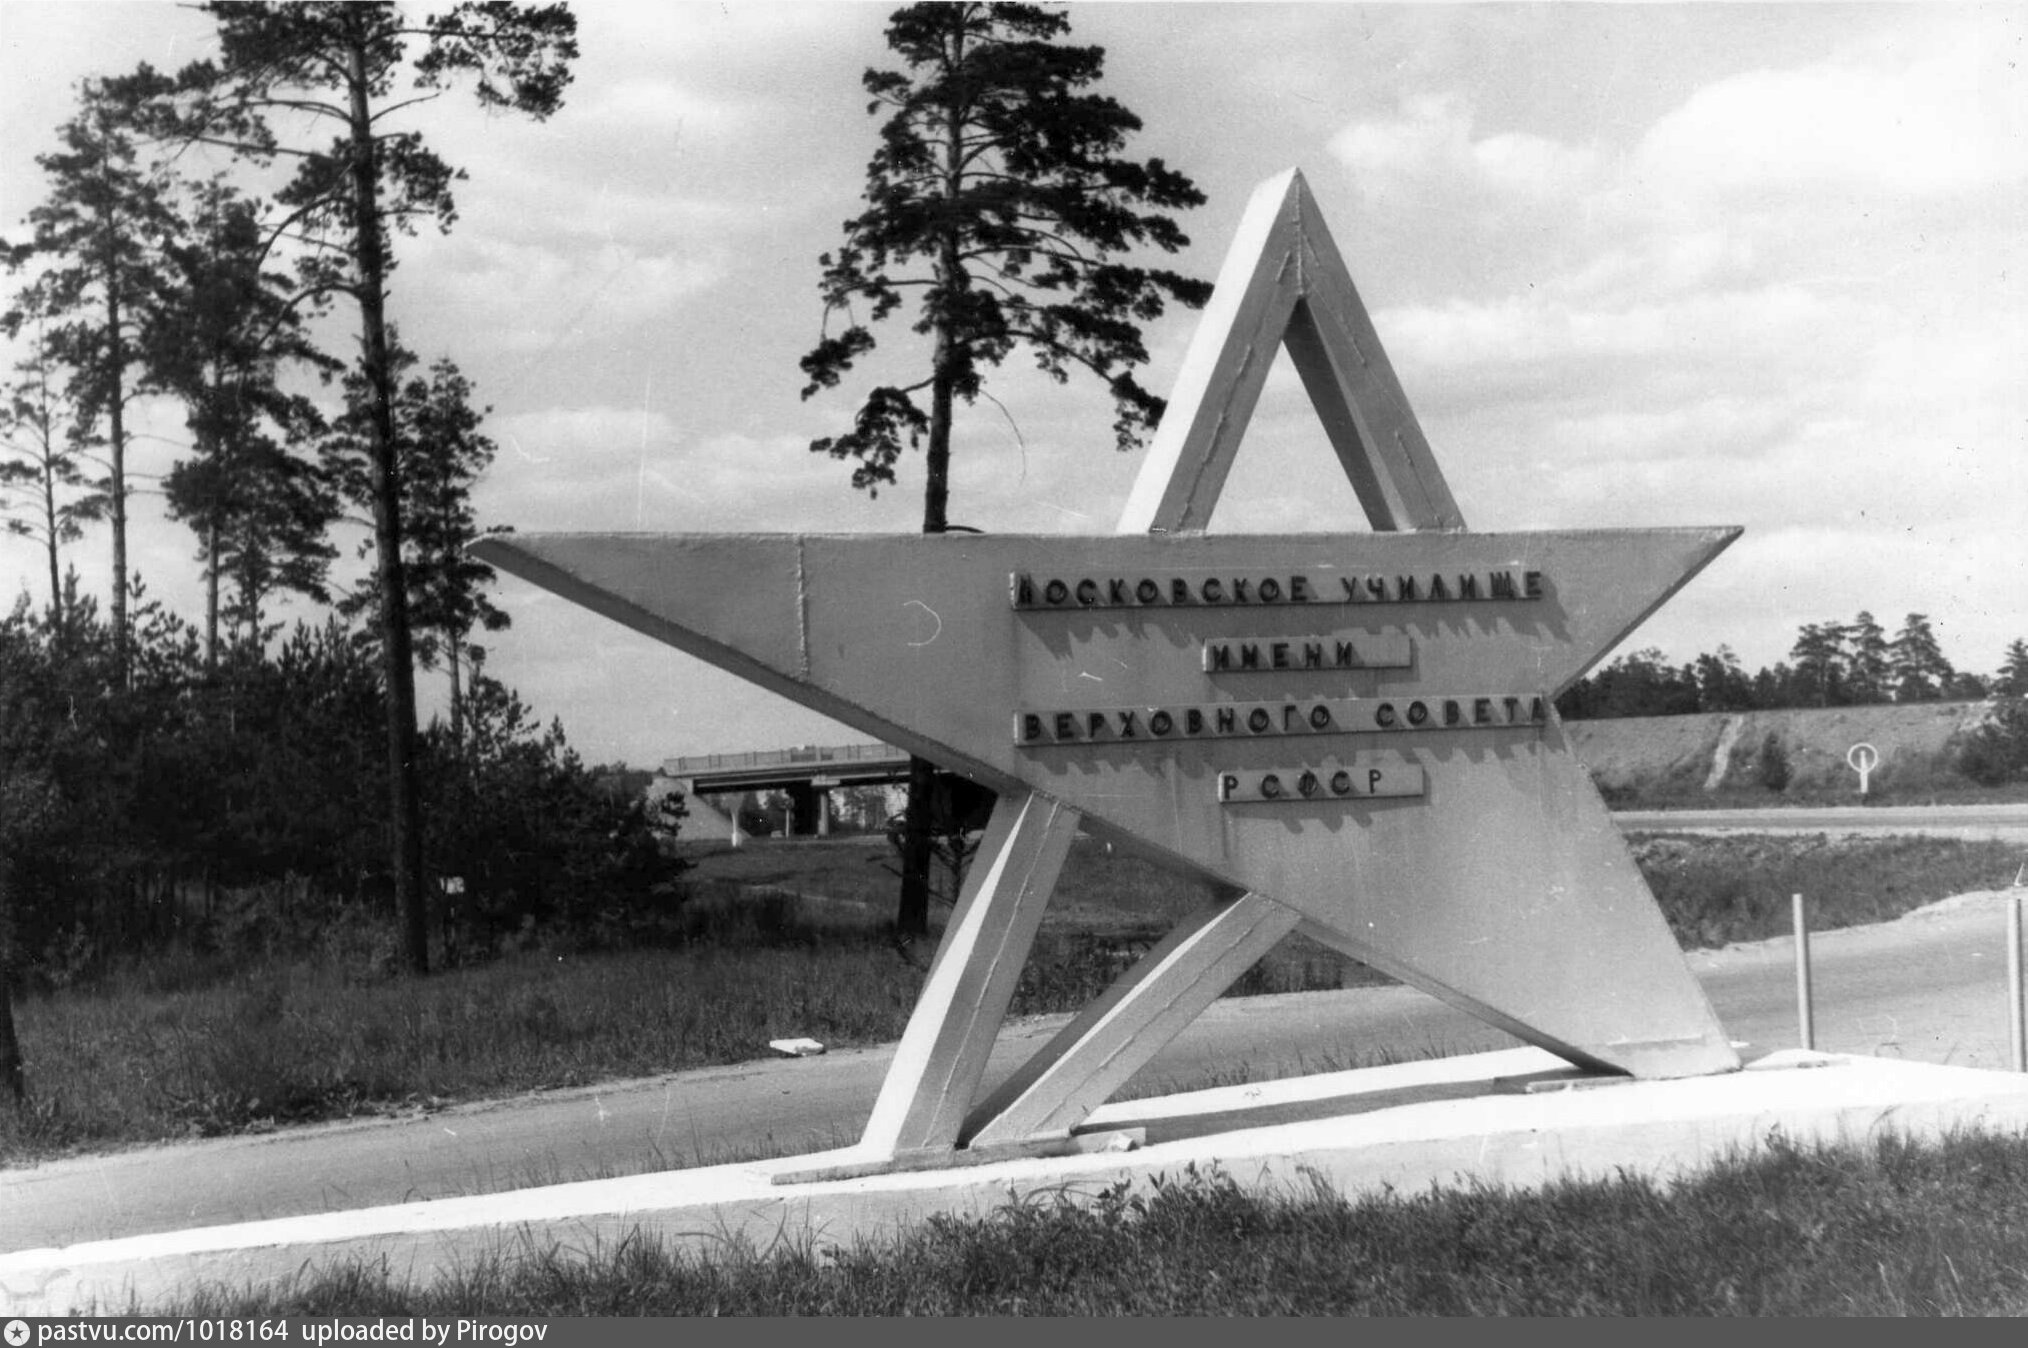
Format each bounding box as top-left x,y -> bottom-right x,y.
859,790 -> 1079,1156
816,789 -> 831,838
785,782 -> 818,836
964,891 -> 1300,1147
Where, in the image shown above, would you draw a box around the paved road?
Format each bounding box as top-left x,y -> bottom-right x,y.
6,889 -> 2024,1256
1613,803 -> 2028,840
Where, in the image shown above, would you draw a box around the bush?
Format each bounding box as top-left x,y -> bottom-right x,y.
0,596 -> 690,989
1757,731 -> 1792,793
1958,697 -> 2028,786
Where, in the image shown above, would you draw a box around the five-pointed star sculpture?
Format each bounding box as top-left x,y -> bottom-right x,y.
475,170 -> 1741,1162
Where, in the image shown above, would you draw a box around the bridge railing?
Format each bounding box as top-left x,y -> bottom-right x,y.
664,742 -> 907,777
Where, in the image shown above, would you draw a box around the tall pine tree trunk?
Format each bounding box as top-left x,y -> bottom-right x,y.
204,512 -> 220,675
0,861 -> 23,1105
102,220 -> 129,687
39,445 -> 61,637
893,43 -> 971,938
347,30 -> 430,976
448,631 -> 464,749
895,335 -> 957,937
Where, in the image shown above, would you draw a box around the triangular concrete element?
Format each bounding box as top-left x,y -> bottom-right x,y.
1120,168 -> 1464,537
475,166 -> 1742,1168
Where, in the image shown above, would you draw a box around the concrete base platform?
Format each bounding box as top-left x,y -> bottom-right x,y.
6,1047 -> 2027,1314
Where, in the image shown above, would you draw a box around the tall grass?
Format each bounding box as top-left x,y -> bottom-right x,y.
160,1129 -> 2028,1315
0,928 -> 922,1161
1633,834 -> 2022,949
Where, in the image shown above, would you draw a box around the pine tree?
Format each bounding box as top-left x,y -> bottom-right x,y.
802,2 -> 1210,933
6,74 -> 183,682
1789,621 -> 1849,708
1692,644 -> 1752,712
0,293 -> 105,633
1889,613 -> 1954,702
1996,639 -> 2028,699
1845,610 -> 1890,705
331,348 -> 510,746
149,177 -> 337,669
156,1 -> 577,974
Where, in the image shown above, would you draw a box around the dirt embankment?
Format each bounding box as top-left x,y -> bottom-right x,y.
1565,701 -> 2001,805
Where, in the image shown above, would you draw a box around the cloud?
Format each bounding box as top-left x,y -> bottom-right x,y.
1330,94 -> 1602,212
1330,93 -> 1479,197
476,410 -> 931,535
573,78 -> 745,141
403,235 -> 729,358
1632,25 -> 2028,203
1471,130 -> 1599,202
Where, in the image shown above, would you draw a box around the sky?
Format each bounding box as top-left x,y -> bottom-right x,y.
1,2 -> 2023,768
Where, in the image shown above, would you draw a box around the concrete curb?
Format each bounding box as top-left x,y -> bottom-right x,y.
6,1046 -> 2027,1314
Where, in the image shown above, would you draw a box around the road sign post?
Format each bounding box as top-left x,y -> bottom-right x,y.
1793,892 -> 1815,1051
1847,742 -> 1879,797
2009,893 -> 2024,1074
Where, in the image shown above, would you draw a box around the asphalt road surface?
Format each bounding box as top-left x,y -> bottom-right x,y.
6,885 -> 2025,1256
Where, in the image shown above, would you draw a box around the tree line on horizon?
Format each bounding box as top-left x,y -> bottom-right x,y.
1556,614 -> 2026,721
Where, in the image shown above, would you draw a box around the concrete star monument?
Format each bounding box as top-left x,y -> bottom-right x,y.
475,169 -> 1742,1166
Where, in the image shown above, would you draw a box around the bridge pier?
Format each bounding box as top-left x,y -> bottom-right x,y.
785,782 -> 825,837
811,777 -> 837,837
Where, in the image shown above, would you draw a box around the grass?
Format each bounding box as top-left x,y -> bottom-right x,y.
4,833 -> 2023,1165
151,1129 -> 2028,1315
1631,833 -> 2023,949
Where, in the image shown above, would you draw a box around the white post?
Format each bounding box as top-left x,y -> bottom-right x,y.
1793,892 -> 1814,1051
2008,893 -> 2024,1074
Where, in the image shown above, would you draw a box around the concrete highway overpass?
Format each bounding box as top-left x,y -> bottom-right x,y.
663,742 -> 913,840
